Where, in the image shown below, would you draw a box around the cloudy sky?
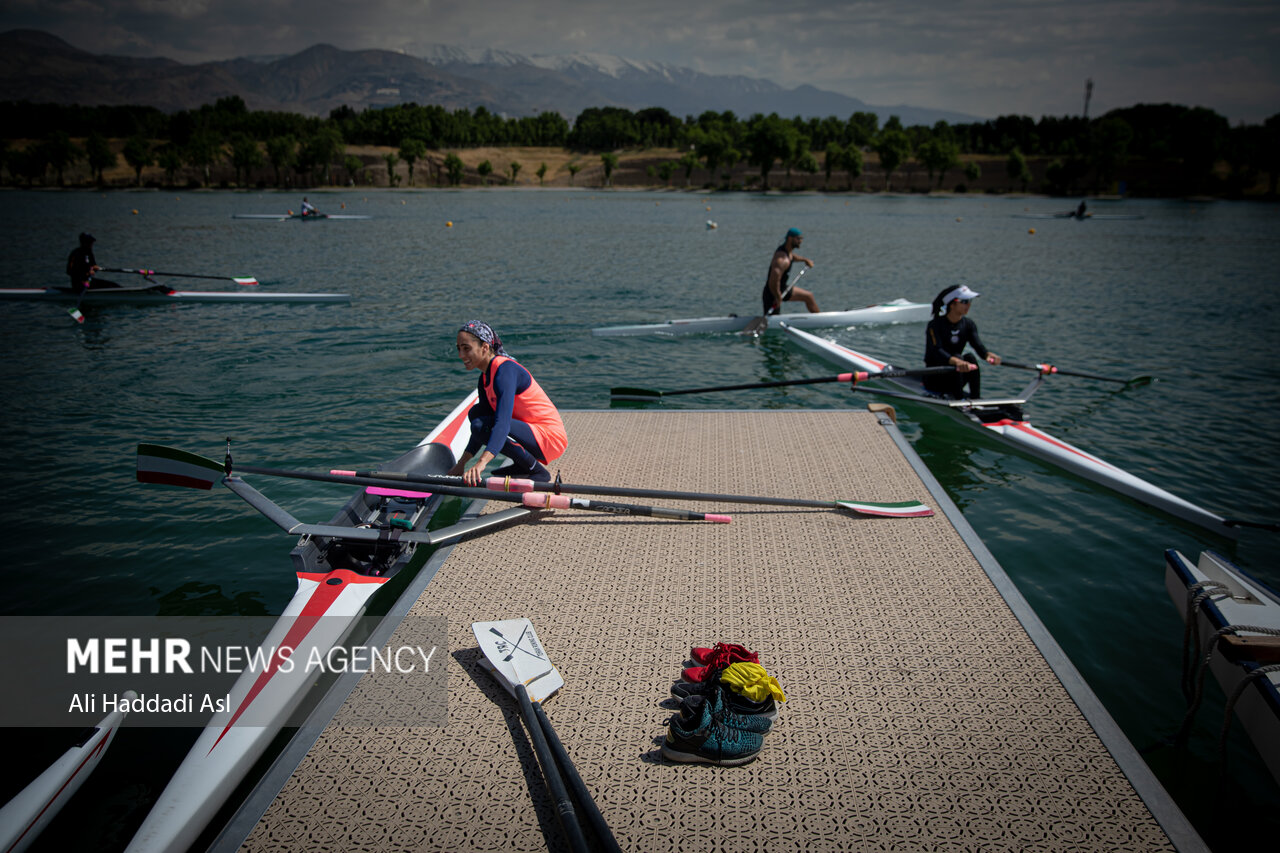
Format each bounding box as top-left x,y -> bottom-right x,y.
1,0 -> 1276,123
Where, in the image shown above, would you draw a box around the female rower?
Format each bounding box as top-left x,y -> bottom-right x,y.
448,320 -> 567,485
923,284 -> 1001,399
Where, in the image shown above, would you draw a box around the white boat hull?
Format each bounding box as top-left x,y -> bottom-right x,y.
0,287 -> 350,305
0,696 -> 133,853
125,394 -> 477,853
591,299 -> 930,336
1164,549 -> 1280,785
783,324 -> 1233,535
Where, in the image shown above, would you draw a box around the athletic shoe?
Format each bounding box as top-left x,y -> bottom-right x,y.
491,461 -> 553,483
689,642 -> 759,666
671,677 -> 779,723
683,689 -> 773,734
661,696 -> 764,766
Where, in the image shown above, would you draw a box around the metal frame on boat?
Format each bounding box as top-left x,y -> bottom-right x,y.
0,286 -> 350,305
590,299 -> 930,336
1165,549 -> 1280,786
782,323 -> 1235,536
125,393 -> 530,853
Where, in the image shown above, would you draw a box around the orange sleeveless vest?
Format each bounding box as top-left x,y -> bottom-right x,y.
483,356 -> 568,462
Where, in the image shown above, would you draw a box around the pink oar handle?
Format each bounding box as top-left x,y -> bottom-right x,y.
523,493 -> 571,509
704,514 -> 732,524
486,476 -> 536,492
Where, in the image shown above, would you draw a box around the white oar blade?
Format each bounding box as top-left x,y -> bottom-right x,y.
836,499 -> 933,518
473,619 -> 564,703
136,443 -> 224,490
233,277 -> 259,286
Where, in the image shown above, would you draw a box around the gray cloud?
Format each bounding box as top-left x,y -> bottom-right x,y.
1,0 -> 1276,121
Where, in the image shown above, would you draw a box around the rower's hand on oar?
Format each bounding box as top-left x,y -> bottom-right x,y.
955,359 -> 978,372
986,353 -> 1001,365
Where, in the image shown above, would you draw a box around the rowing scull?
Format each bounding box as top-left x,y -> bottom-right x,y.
0,286 -> 349,305
125,392 -> 529,853
782,323 -> 1235,536
590,299 -> 930,336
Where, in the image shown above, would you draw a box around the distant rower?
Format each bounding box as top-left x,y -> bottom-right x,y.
65,233 -> 119,293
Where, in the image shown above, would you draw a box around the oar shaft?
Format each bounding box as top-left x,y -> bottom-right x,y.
1001,359 -> 1135,384
613,366 -> 957,400
522,493 -> 731,522
654,374 -> 852,396
517,687 -> 590,853
103,267 -> 254,283
531,702 -> 622,853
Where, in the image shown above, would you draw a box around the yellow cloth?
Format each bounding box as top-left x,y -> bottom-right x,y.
720,662 -> 785,703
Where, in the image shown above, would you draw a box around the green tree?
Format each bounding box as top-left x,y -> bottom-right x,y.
796,150 -> 820,189
873,128 -> 911,190
963,160 -> 981,190
824,142 -> 843,189
848,112 -> 879,148
184,132 -> 221,187
658,161 -> 676,186
1006,148 -> 1031,191
841,146 -> 864,191
917,138 -> 960,190
567,162 -> 581,185
536,162 -> 548,185
156,144 -> 183,187
477,159 -> 493,185
400,137 -> 427,186
1089,117 -> 1132,191
42,131 -> 83,186
85,132 -> 116,185
344,154 -> 364,185
265,136 -> 297,187
302,127 -> 344,185
509,160 -> 521,184
383,152 -> 401,186
600,152 -> 619,187
122,136 -> 153,186
678,151 -> 698,186
444,152 -> 464,186
228,133 -> 264,187
745,114 -> 798,191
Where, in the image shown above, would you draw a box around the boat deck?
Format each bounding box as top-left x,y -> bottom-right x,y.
226,409 -> 1201,852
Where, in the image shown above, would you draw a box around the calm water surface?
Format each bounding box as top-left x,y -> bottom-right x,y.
1,188 -> 1277,850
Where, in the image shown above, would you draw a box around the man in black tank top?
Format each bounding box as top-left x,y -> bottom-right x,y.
762,227 -> 818,314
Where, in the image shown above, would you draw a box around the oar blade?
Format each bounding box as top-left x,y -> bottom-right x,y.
68,306 -> 84,323
136,443 -> 224,490
740,315 -> 769,336
232,277 -> 259,286
473,619 -> 564,703
609,386 -> 662,401
1126,375 -> 1155,387
835,499 -> 933,518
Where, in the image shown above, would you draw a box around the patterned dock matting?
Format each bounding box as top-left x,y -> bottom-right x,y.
241,410 -> 1175,852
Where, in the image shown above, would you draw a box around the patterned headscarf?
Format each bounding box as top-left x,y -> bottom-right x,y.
459,320 -> 506,356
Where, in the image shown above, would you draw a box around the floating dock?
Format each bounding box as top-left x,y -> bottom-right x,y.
218,409 -> 1204,852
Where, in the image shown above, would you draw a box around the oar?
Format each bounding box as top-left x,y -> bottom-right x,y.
474,619 -> 621,853
741,268 -> 807,336
1000,359 -> 1153,386
68,283 -> 88,323
612,365 -> 958,400
328,467 -> 932,519
136,445 -> 730,523
102,267 -> 259,286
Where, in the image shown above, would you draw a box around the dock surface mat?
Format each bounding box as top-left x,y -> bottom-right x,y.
242,410 -> 1174,852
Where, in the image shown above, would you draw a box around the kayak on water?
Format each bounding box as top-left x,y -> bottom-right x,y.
231,214 -> 372,221
0,286 -> 350,304
591,299 -> 931,337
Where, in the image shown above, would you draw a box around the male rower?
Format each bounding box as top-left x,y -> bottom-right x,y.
65,233 -> 119,293
300,197 -> 318,217
762,227 -> 818,315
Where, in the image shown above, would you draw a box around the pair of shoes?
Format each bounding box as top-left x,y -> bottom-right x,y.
671,672 -> 779,723
683,642 -> 759,683
491,461 -> 553,483
661,694 -> 765,766
679,687 -> 774,736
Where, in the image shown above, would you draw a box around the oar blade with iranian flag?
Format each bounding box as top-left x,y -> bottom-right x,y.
136,443 -> 224,490
835,499 -> 933,518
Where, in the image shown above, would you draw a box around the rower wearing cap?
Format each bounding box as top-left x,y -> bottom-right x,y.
924,284 -> 1001,399
65,233 -> 119,293
448,320 -> 567,486
762,227 -> 818,315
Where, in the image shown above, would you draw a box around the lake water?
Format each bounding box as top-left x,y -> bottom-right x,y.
2,188 -> 1278,850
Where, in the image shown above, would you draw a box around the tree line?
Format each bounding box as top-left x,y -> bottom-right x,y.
1,95 -> 1276,196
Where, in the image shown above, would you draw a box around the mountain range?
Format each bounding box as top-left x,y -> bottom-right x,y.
0,29 -> 979,127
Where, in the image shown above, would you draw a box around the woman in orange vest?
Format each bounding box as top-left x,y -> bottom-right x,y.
448,320 -> 567,485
